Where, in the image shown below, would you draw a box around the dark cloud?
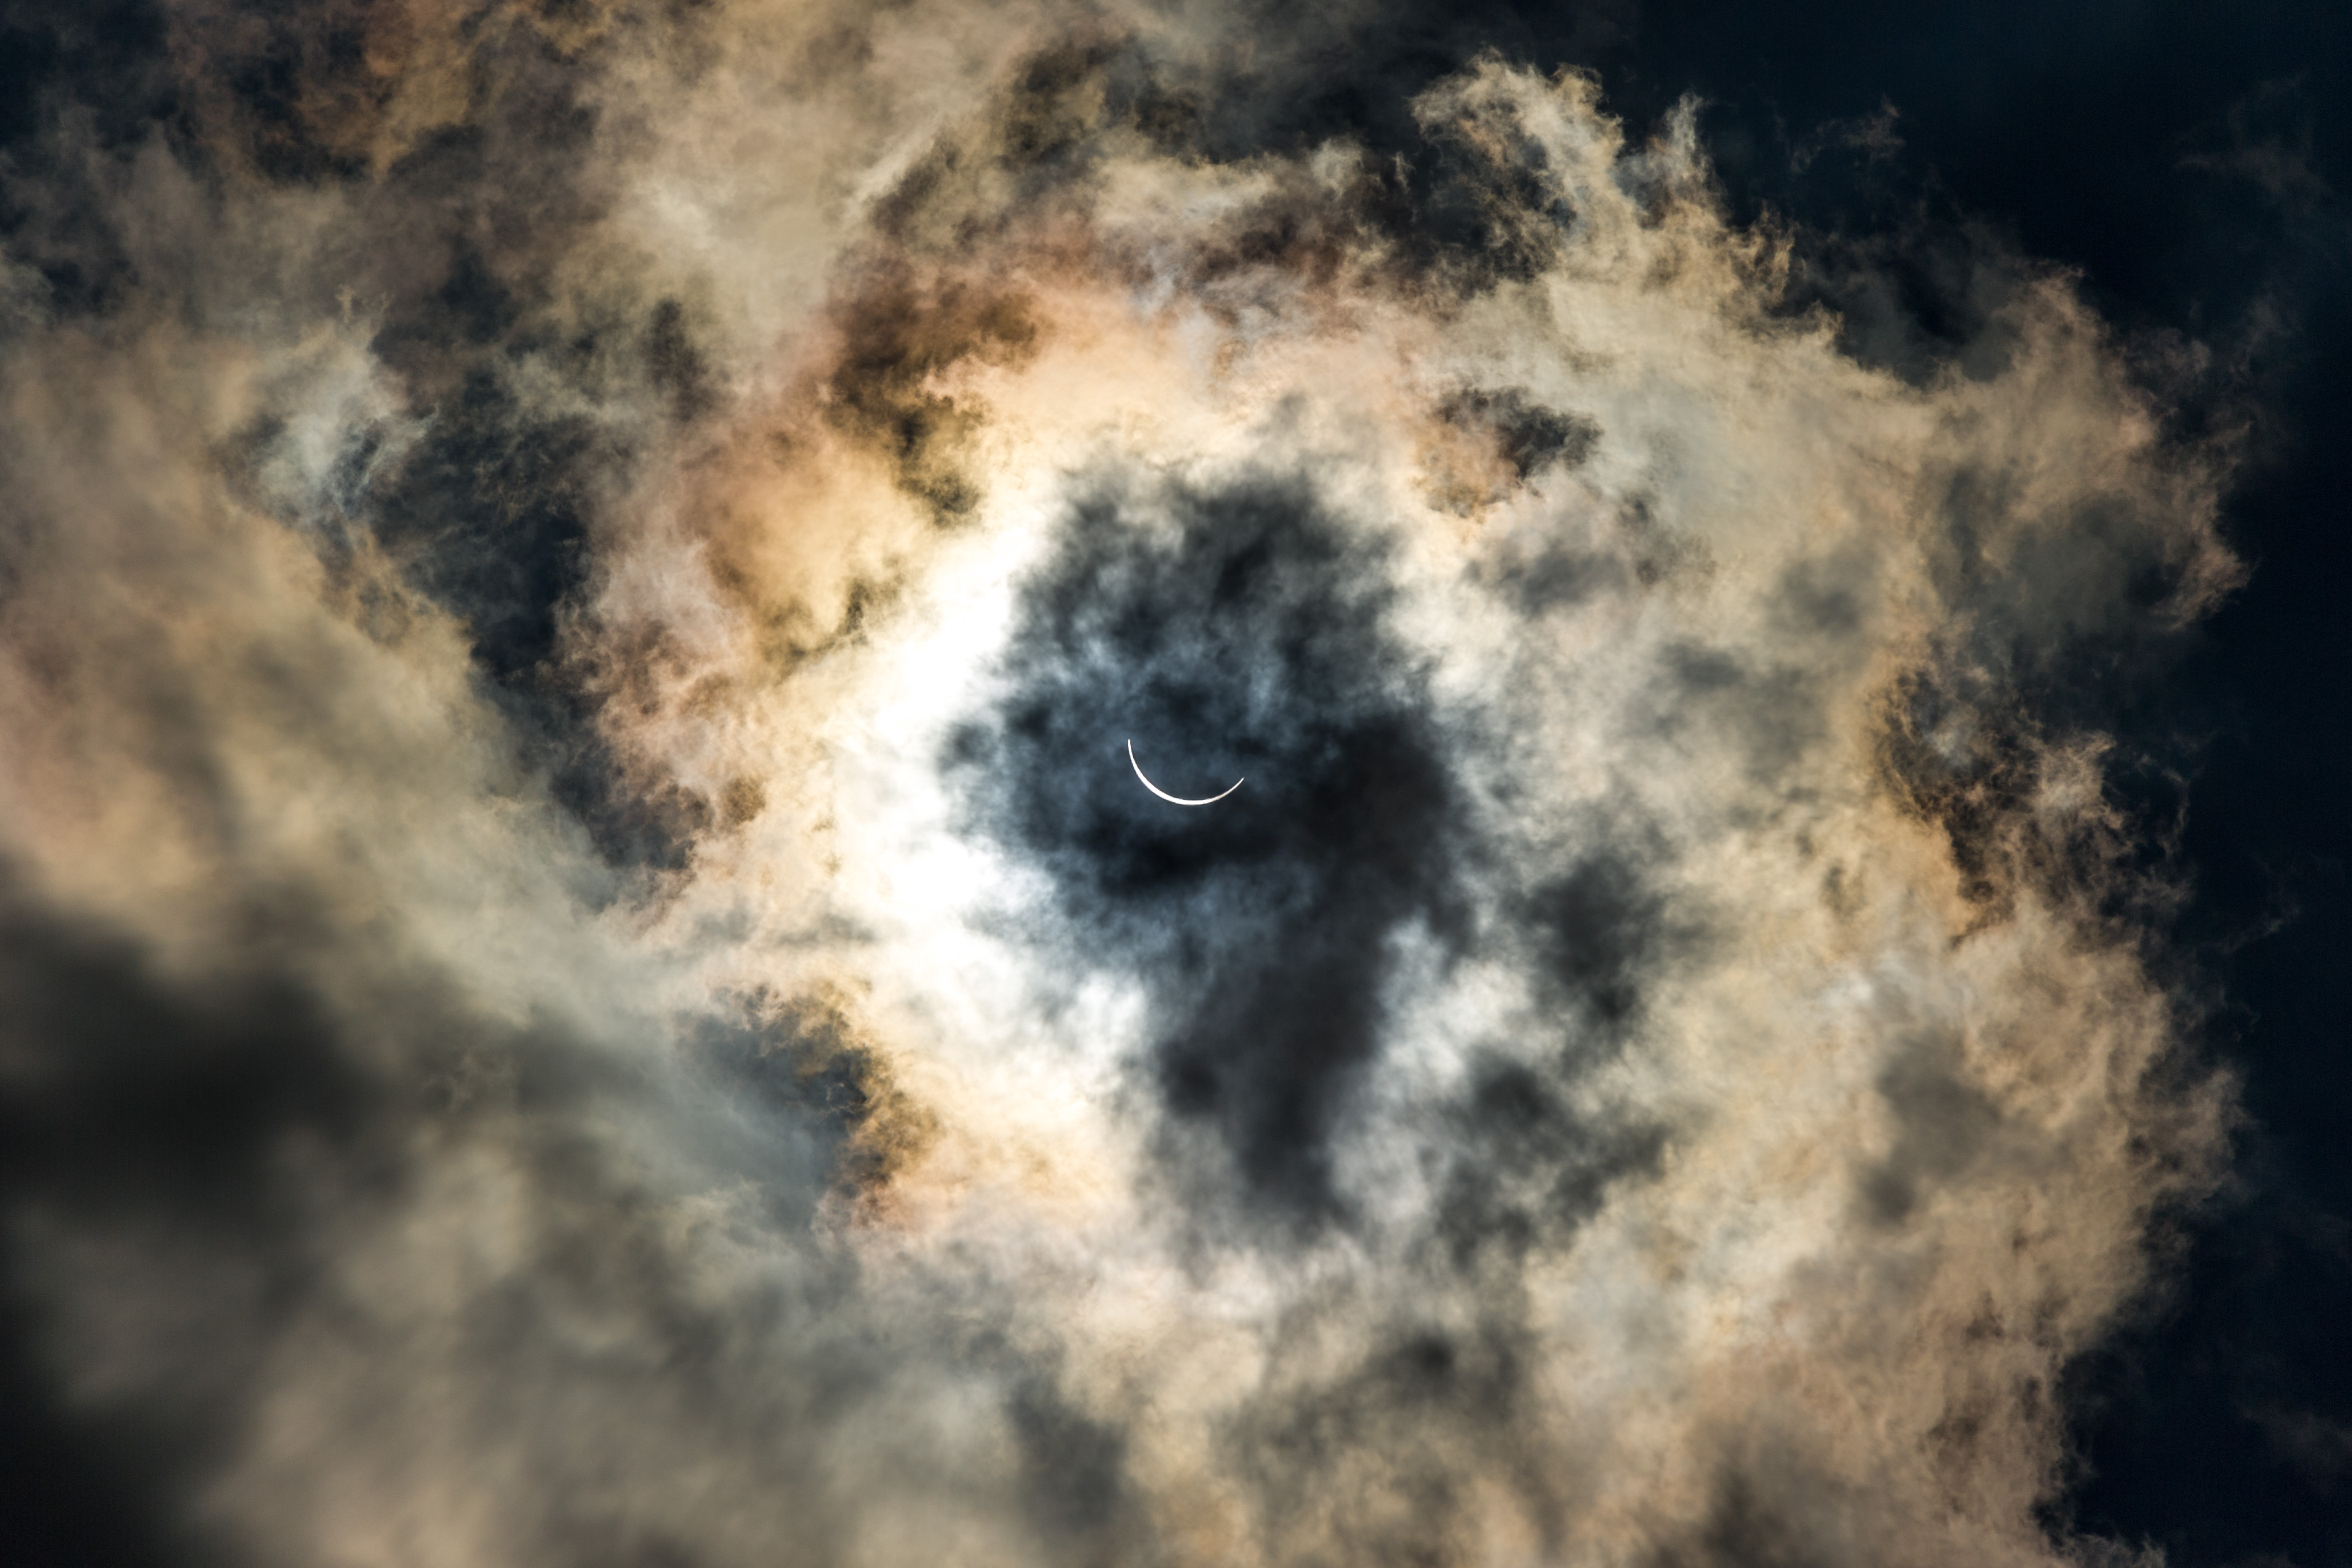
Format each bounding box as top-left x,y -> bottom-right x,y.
1006,1373 -> 1151,1567
1653,1459 -> 1868,1568
1435,387 -> 1599,485
818,269 -> 1040,527
1224,1312 -> 1564,1568
1431,1058 -> 1670,1271
0,882 -> 369,1568
1857,1033 -> 2010,1228
0,865 -> 874,1568
958,476 -> 1466,1222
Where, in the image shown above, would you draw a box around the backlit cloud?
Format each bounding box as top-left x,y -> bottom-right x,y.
0,8 -> 2242,1566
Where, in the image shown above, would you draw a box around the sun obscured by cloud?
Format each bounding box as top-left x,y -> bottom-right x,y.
0,6 -> 2241,1566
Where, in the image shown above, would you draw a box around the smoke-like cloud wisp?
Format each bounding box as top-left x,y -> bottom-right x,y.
0,5 -> 2243,1565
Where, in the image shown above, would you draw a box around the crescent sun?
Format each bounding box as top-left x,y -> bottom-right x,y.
1128,739 -> 1245,807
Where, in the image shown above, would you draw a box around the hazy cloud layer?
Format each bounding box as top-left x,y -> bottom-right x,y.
0,5 -> 2243,1566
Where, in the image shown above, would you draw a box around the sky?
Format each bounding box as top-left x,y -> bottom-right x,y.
0,3 -> 2346,1566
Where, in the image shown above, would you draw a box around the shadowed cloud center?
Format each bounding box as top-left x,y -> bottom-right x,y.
954,478 -> 1466,1219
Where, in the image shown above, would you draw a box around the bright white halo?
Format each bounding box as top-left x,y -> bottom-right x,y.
1128,739 -> 1245,806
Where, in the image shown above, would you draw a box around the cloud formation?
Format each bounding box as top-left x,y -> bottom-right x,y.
0,6 -> 2243,1565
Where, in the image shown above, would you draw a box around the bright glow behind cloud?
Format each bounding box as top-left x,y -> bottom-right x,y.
0,10 -> 2239,1567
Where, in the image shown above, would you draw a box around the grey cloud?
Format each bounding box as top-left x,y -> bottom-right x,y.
956,475 -> 1467,1225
